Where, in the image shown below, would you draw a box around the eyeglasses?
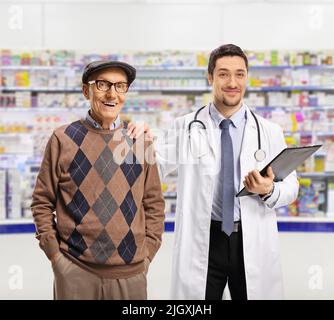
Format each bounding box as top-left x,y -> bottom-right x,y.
88,80 -> 129,93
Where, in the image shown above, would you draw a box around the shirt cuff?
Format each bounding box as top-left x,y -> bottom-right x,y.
260,182 -> 280,208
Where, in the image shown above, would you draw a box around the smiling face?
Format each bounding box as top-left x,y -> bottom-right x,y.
208,55 -> 248,117
82,67 -> 128,129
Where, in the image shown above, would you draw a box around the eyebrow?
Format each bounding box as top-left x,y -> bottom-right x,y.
217,68 -> 246,72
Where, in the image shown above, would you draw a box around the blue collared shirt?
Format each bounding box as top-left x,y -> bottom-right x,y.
85,110 -> 121,130
209,102 -> 247,222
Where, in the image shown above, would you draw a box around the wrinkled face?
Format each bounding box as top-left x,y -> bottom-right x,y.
208,55 -> 248,108
82,67 -> 128,126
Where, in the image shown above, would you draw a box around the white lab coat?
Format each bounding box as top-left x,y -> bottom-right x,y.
156,104 -> 299,300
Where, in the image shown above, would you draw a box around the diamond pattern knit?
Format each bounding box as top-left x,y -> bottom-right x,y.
31,119 -> 165,279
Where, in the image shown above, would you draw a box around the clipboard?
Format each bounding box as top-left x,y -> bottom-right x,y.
236,144 -> 322,197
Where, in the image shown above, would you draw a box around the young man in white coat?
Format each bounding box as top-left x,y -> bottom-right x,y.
128,44 -> 299,300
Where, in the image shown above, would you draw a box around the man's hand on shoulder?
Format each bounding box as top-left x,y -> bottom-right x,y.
127,121 -> 154,140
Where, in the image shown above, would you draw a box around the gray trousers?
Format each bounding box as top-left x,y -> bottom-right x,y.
52,253 -> 147,300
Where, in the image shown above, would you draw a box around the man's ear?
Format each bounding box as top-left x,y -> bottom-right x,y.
82,84 -> 90,100
207,73 -> 213,85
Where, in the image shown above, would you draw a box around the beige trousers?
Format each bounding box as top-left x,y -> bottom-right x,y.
52,253 -> 147,300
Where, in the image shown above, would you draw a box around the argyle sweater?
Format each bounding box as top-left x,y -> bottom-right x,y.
31,120 -> 165,279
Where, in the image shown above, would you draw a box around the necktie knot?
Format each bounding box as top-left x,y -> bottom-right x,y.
220,119 -> 232,130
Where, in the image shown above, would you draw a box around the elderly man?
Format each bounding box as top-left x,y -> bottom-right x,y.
31,60 -> 165,300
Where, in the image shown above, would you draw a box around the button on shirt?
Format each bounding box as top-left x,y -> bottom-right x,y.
210,102 -> 247,222
85,110 -> 121,130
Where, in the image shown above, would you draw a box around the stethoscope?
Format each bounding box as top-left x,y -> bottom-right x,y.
188,105 -> 266,162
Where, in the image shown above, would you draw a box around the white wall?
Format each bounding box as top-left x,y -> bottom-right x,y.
0,1 -> 334,51
220,3 -> 333,50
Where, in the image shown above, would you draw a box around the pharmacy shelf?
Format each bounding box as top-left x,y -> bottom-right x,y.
0,65 -> 207,71
131,87 -> 210,92
1,58 -> 334,223
122,108 -> 159,113
0,219 -> 36,234
0,65 -> 71,70
277,216 -> 334,222
0,132 -> 33,137
277,216 -> 334,232
254,105 -> 334,110
1,86 -> 210,93
0,107 -> 88,112
284,131 -> 334,136
0,218 -> 177,234
298,172 -> 334,179
316,132 -> 334,137
2,105 -> 334,112
0,87 -> 82,92
136,66 -> 207,71
1,105 -> 333,114
3,85 -> 334,93
163,192 -> 178,199
249,65 -> 334,71
248,86 -> 334,92
2,65 -> 334,71
2,216 -> 334,234
0,106 -> 89,112
0,107 -> 159,114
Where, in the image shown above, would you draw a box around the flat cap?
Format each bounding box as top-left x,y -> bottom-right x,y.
82,60 -> 136,85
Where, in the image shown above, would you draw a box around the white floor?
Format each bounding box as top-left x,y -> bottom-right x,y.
1,231 -> 334,299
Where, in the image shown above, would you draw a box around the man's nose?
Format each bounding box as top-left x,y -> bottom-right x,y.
228,75 -> 237,87
106,85 -> 117,98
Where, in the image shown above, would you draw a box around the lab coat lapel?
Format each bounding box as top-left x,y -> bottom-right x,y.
195,104 -> 218,160
239,107 -> 259,190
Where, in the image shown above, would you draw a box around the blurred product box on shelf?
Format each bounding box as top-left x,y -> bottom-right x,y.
314,154 -> 326,172
21,162 -> 40,219
325,143 -> 334,172
6,168 -> 22,219
0,170 -> 5,220
0,158 -> 40,220
0,134 -> 34,155
297,179 -> 326,216
276,179 -> 326,217
327,182 -> 334,217
164,198 -> 177,220
244,92 -> 266,106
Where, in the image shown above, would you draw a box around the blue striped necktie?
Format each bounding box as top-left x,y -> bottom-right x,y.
220,119 -> 234,236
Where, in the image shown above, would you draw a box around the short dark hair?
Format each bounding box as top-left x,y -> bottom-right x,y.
208,44 -> 248,75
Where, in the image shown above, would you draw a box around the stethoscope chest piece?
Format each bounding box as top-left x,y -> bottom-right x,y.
254,149 -> 266,162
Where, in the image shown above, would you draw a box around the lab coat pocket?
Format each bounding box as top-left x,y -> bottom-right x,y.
199,151 -> 219,177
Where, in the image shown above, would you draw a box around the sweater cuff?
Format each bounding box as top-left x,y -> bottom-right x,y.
38,233 -> 60,260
